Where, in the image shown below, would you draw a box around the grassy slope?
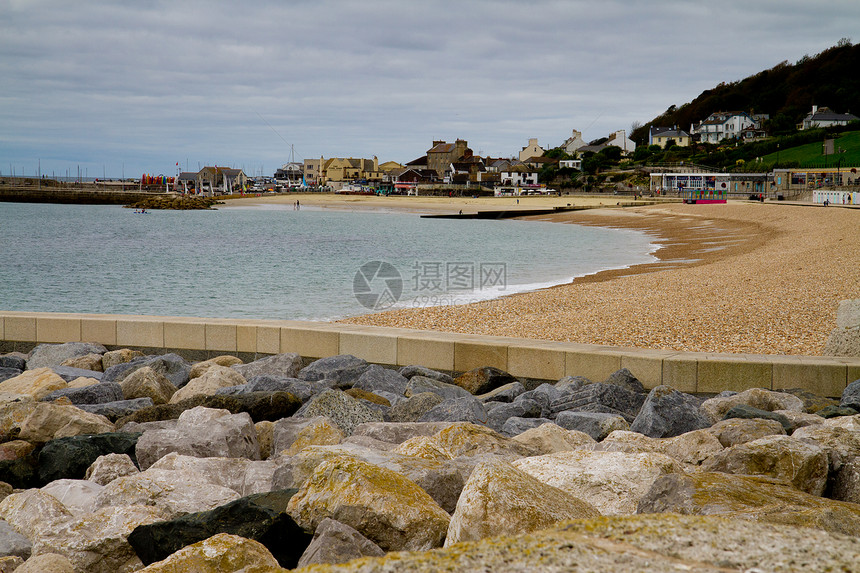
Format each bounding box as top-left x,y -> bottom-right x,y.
761,131 -> 860,167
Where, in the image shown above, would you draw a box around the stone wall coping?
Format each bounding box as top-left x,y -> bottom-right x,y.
2,311 -> 858,397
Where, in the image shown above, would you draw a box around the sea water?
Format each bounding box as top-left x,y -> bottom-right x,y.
0,202 -> 657,320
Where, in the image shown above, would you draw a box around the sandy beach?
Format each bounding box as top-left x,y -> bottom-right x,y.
226,194 -> 859,356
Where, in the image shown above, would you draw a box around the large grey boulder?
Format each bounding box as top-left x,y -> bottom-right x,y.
0,367 -> 22,384
517,383 -> 563,418
293,390 -> 384,436
353,365 -> 408,397
840,378 -> 860,411
134,406 -> 260,470
501,417 -> 555,437
389,392 -> 444,422
0,519 -> 31,560
245,376 -> 319,402
406,375 -> 472,401
296,517 -> 384,568
231,353 -> 303,380
50,366 -> 103,383
603,368 -> 646,394
101,353 -> 191,388
550,382 -> 645,423
42,382 -> 123,405
629,385 -> 710,438
27,343 -> 107,370
298,355 -> 369,387
418,397 -> 488,425
76,398 -> 155,421
0,355 -> 26,370
555,411 -> 629,441
487,399 -> 542,434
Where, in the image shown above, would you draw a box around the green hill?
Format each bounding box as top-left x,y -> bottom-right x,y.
761,131 -> 860,167
632,39 -> 860,144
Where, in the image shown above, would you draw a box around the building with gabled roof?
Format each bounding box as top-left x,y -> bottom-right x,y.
799,106 -> 859,130
427,139 -> 472,178
649,126 -> 691,148
518,138 -> 545,162
691,111 -> 759,144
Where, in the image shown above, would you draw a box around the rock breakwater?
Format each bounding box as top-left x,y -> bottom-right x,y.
0,341 -> 858,571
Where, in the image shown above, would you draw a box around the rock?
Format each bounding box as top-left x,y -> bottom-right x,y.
349,422 -> 452,446
513,449 -> 685,515
38,432 -> 141,485
100,349 -> 144,371
93,468 -> 240,518
26,342 -> 107,370
500,417 -> 554,436
18,403 -> 115,443
405,422 -> 536,460
50,365 -> 104,383
255,421 -> 274,459
398,365 -> 453,385
134,406 -> 259,470
405,375 -> 472,401
603,367 -> 646,394
487,399 -> 542,433
287,455 -> 450,552
0,369 -> 21,385
452,366 -> 518,395
293,390 -> 383,436
0,356 -> 26,371
445,459 -> 600,547
706,417 -> 786,447
168,364 -> 246,403
119,367 -> 177,405
85,453 -> 140,486
701,388 -> 804,424
477,381 -> 526,403
0,489 -> 72,541
298,355 -> 369,387
66,376 -> 99,388
0,455 -> 39,490
0,519 -> 31,560
60,353 -> 104,372
722,404 -> 793,433
201,392 -> 302,422
516,383 -> 562,418
629,385 -> 710,438
102,353 -> 191,388
133,533 -> 280,573
189,355 -> 243,379
792,424 -> 860,472
149,453 -> 277,497
232,353 -> 302,380
550,382 -> 645,423
818,405 -> 860,418
272,417 -> 345,455
418,396 -> 488,425
599,429 -> 724,467
555,410 -> 629,441
352,364 -> 408,398
42,381 -> 123,405
824,413 -> 860,431
774,409 -> 825,430
242,375 -> 317,402
296,517 -> 384,568
344,387 -> 391,406
780,388 -> 840,413
555,375 -> 592,392
41,478 -> 103,516
841,378 -> 860,411
388,392 -> 443,422
291,512 -> 860,572
511,423 -> 596,454
831,457 -> 860,504
13,554 -> 74,573
0,440 -> 34,463
637,471 -> 860,536
78,398 -> 156,421
699,434 -> 829,495
0,368 -> 66,401
128,489 -> 311,569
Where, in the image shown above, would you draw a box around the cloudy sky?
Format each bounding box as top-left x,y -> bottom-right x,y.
1,0 -> 858,179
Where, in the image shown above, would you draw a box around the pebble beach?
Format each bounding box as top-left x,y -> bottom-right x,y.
337,200 -> 860,355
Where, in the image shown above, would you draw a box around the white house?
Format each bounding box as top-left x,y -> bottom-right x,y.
604,130 -> 636,155
691,111 -> 758,143
561,129 -> 588,155
501,167 -> 538,186
799,106 -> 859,130
559,159 -> 582,170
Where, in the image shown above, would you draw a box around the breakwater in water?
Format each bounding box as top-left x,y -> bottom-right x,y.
0,184 -> 171,205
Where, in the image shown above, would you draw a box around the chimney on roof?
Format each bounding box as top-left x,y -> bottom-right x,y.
812,105 -> 818,115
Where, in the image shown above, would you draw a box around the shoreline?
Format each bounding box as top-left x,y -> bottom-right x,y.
339,202 -> 859,356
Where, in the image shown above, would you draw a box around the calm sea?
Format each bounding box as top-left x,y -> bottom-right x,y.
0,202 -> 657,320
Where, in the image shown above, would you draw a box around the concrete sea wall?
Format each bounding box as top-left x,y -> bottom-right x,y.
2,311 -> 858,397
